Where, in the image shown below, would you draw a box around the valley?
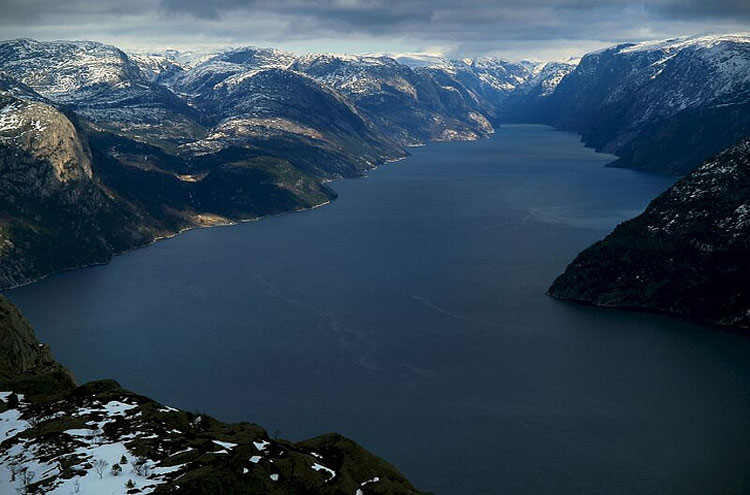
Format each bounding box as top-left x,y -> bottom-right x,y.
2,31 -> 750,495
10,127 -> 750,495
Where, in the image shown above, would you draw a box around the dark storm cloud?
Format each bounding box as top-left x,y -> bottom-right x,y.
157,0 -> 750,31
647,0 -> 750,20
0,0 -> 747,59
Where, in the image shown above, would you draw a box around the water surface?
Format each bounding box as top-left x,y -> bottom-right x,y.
8,125 -> 750,494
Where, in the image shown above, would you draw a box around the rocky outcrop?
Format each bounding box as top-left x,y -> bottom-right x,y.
0,296 -> 420,495
549,137 -> 750,327
0,295 -> 75,399
0,93 -> 153,288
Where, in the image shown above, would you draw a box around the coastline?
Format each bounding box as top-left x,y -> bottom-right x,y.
0,149 -> 419,293
1,128 -> 501,293
547,290 -> 750,332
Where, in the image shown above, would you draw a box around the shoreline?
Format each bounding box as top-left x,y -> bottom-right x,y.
2,130 -> 501,293
0,199 -> 335,294
0,151 -> 417,293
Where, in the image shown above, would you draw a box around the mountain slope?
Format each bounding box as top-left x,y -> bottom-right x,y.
543,34 -> 750,175
0,295 -> 421,495
0,88 -> 334,289
0,39 -> 204,144
549,137 -> 750,327
183,67 -> 404,177
0,92 -> 155,288
290,53 -> 494,145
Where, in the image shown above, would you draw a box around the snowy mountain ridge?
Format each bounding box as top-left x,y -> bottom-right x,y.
541,32 -> 750,174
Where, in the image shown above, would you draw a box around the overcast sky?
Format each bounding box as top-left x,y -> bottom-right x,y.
1,0 -> 748,60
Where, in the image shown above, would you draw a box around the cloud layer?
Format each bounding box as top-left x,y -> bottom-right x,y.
0,0 -> 748,59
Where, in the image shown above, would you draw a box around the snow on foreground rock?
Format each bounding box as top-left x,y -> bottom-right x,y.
0,391 -> 184,494
0,382 -> 416,494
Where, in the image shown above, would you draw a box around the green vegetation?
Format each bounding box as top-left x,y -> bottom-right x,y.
549,138 -> 750,327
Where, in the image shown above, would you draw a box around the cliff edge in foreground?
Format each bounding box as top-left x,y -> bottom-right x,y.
0,295 -> 421,495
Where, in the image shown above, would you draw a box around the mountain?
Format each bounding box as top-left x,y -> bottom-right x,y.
4,34 -> 749,296
289,53 -> 495,145
181,66 -> 404,177
0,81 -> 333,288
539,34 -> 750,175
498,61 -> 577,122
549,137 -> 750,327
419,57 -> 533,109
3,39 -> 553,286
167,46 -> 296,96
0,39 -> 204,144
0,295 -> 421,495
522,61 -> 577,98
0,91 -> 154,288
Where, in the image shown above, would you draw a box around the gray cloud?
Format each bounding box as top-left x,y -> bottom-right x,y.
0,0 -> 747,60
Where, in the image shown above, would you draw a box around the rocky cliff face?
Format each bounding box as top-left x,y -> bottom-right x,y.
0,295 -> 75,399
0,94 -> 93,184
549,137 -> 750,327
0,84 -> 335,289
0,92 -> 154,288
0,295 -> 420,495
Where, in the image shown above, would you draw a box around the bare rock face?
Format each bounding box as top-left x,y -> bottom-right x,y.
0,95 -> 93,190
0,92 -> 154,288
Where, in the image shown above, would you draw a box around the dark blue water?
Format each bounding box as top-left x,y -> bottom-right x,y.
7,125 -> 750,494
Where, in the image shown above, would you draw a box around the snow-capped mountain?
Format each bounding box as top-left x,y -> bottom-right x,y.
0,39 -> 202,144
421,58 -> 538,100
522,61 -> 576,97
544,34 -> 750,174
0,39 -> 142,103
0,35 -> 748,289
290,53 -> 495,144
183,67 -> 404,177
168,46 -> 297,96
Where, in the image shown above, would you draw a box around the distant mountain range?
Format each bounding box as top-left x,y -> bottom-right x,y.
2,33 -> 750,494
0,38 -> 572,288
538,34 -> 750,176
0,33 -> 749,307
